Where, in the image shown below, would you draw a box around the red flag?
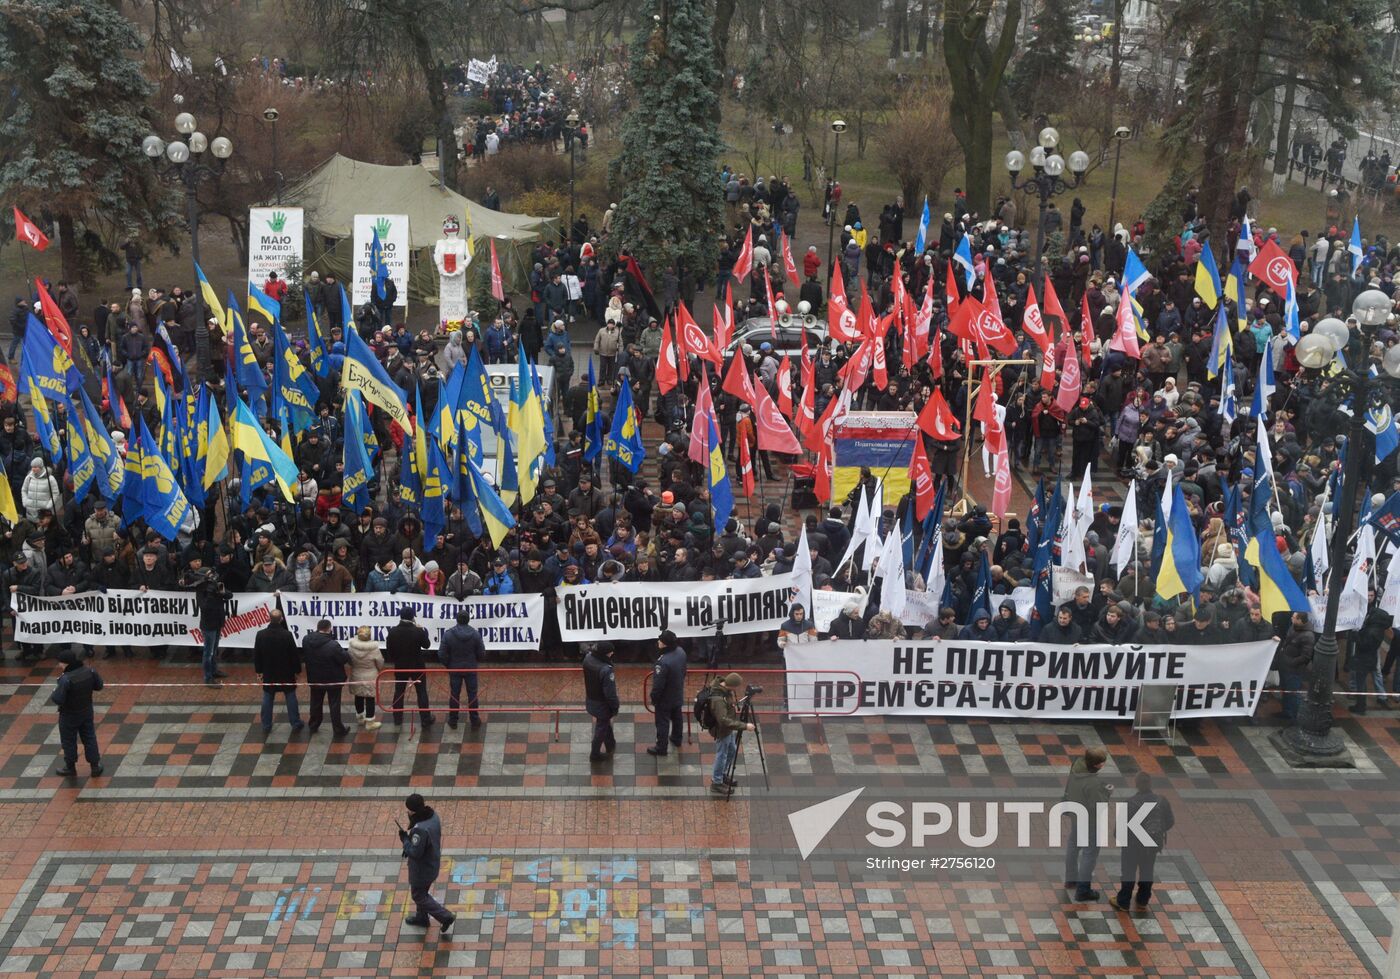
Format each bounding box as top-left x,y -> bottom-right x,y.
1079,293 -> 1094,366
944,259 -> 960,314
753,382 -> 803,454
813,442 -> 834,503
991,450 -> 1012,521
689,365 -> 714,465
917,388 -> 961,441
780,230 -> 799,287
731,226 -> 754,284
827,262 -> 859,343
909,437 -> 935,520
1022,281 -> 1050,351
855,279 -> 876,341
103,372 -> 131,428
12,207 -> 48,252
816,385 -> 852,448
0,362 -> 16,405
148,348 -> 174,390
1248,238 -> 1298,293
713,283 -> 735,350
676,302 -> 721,366
777,354 -> 793,415
656,316 -> 680,394
1038,334 -> 1057,390
34,279 -> 72,353
1055,332 -> 1083,413
913,272 -> 934,362
738,430 -> 755,497
873,314 -> 894,391
1041,278 -> 1070,337
1110,294 -> 1142,358
764,268 -> 779,338
927,326 -> 944,380
838,335 -> 873,392
797,364 -> 817,446
489,238 -> 505,301
973,367 -> 996,425
721,350 -> 757,407
983,273 -> 1002,323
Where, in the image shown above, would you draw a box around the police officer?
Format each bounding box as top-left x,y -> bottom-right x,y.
439,609 -> 484,729
51,650 -> 103,777
398,793 -> 455,934
582,641 -> 620,761
647,630 -> 687,756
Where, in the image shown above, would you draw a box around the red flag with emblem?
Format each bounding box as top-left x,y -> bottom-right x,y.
731,226 -> 753,284
1079,293 -> 1094,365
780,229 -> 799,287
1055,331 -> 1083,413
838,335 -> 874,392
12,207 -> 48,251
1041,278 -> 1070,338
0,362 -> 16,405
655,315 -> 680,394
34,279 -> 72,354
738,430 -> 755,497
982,382 -> 1007,457
797,356 -> 817,445
827,262 -> 859,343
855,279 -> 877,341
777,354 -> 793,415
753,382 -> 803,454
489,238 -> 505,301
689,364 -> 715,465
947,295 -> 989,359
917,388 -> 961,441
1039,331 -> 1057,390
764,269 -> 779,339
676,302 -> 721,366
721,349 -> 757,407
1022,281 -> 1050,351
713,283 -> 735,349
991,449 -> 1012,521
813,441 -> 834,503
973,367 -> 997,426
913,272 -> 934,362
909,437 -> 936,520
1248,238 -> 1298,293
1110,292 -> 1142,358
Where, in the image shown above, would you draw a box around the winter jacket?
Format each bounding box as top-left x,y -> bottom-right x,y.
401,806 -> 444,889
253,622 -> 302,689
21,470 -> 62,519
302,630 -> 351,684
438,622 -> 484,669
347,636 -> 385,698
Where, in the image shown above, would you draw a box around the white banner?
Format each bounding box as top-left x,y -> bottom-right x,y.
784,639 -> 1275,720
248,206 -> 304,288
811,589 -> 865,632
352,213 -> 410,306
278,593 -> 543,648
14,590 -> 276,648
466,58 -> 495,84
15,590 -> 543,651
557,572 -> 802,641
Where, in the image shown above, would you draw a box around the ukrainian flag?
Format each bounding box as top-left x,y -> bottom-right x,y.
1245,473 -> 1308,618
583,357 -> 602,463
509,345 -> 546,502
1207,304 -> 1232,380
0,458 -> 18,524
247,280 -> 282,325
195,384 -> 229,491
465,451 -> 516,548
229,392 -> 298,503
227,291 -> 269,404
1155,475 -> 1203,603
341,327 -> 409,431
1224,258 -> 1249,330
1194,243 -> 1222,309
707,412 -> 734,534
196,263 -> 224,326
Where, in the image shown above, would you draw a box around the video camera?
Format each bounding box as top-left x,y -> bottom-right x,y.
745,684 -> 763,697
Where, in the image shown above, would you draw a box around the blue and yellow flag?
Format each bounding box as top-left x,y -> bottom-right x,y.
195,383 -> 230,491
1206,304 -> 1232,380
1155,474 -> 1203,603
121,424 -> 144,529
229,391 -> 298,505
431,361 -> 465,454
1193,243 -> 1221,309
64,414 -> 97,506
304,291 -> 329,378
341,327 -> 410,431
583,357 -> 603,463
137,418 -> 190,541
465,451 -> 515,549
491,397 -> 518,505
74,385 -> 122,503
152,366 -> 179,472
508,345 -> 546,503
423,437 -> 448,547
0,458 -> 18,525
605,380 -> 645,474
272,322 -> 319,436
1245,473 -> 1308,618
247,280 -> 282,325
1224,258 -> 1249,331
27,380 -> 61,458
398,388 -> 429,506
531,362 -> 554,470
227,291 -> 269,406
1122,247 -> 1151,296
19,312 -> 81,403
342,390 -> 376,514
707,412 -> 733,534
195,262 -> 225,326
345,388 -> 379,463
459,346 -> 492,465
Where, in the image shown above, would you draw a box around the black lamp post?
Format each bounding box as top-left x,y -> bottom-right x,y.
263,107 -> 283,205
564,111 -> 579,241
1107,125 -> 1131,234
143,111 -> 234,284
1271,301 -> 1400,767
825,118 -> 846,283
1005,127 -> 1090,291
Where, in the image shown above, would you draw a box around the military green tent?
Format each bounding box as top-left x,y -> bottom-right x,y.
283,154 -> 558,306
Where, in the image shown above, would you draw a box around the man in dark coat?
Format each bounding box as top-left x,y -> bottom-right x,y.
439,609 -> 484,729
582,640 -> 620,761
4,551 -> 47,660
1039,605 -> 1084,644
253,610 -> 304,733
647,629 -> 687,757
398,793 -> 455,933
1273,612 -> 1314,722
51,649 -> 103,777
386,606 -> 434,726
302,618 -> 352,735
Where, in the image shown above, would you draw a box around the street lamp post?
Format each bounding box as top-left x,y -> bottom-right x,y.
143,112 -> 234,288
263,107 -> 282,205
825,118 -> 847,283
565,111 -> 579,242
1005,127 -> 1090,292
1107,125 -> 1131,234
1271,300 -> 1400,767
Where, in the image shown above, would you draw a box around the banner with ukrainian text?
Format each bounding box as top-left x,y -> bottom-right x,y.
784,639 -> 1275,720
556,572 -> 803,642
15,590 -> 543,651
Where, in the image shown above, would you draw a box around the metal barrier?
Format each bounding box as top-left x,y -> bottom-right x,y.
639,668 -> 866,745
375,667 -> 594,741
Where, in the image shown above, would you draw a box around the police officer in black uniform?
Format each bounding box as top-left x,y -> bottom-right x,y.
648,629 -> 687,756
51,650 -> 103,777
582,641 -> 620,761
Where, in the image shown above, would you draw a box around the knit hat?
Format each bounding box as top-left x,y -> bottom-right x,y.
723,673 -> 743,688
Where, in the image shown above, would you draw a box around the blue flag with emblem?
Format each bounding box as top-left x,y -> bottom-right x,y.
606,381 -> 646,474
227,291 -> 268,409
341,390 -> 376,514
271,321 -> 320,436
1367,402 -> 1398,464
583,357 -> 603,463
1369,491 -> 1400,546
63,412 -> 97,506
136,418 -> 190,541
341,327 -> 410,432
19,312 -> 81,403
459,346 -> 492,466
1220,348 -> 1237,426
304,290 -> 330,378
422,435 -> 448,547
75,383 -> 123,503
121,422 -> 144,528
1029,482 -> 1061,637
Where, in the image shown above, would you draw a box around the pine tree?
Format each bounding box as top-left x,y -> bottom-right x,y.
610,0 -> 725,285
0,0 -> 170,283
1008,0 -> 1079,120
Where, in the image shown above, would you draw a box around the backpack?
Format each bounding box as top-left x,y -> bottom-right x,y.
693,685 -> 718,733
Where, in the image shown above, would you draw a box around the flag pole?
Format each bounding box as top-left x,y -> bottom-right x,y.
20,254 -> 35,303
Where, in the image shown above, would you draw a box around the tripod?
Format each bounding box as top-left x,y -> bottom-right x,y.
721,690 -> 770,800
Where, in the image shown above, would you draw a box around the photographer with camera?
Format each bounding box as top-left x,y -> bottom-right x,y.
701,672 -> 755,795
180,559 -> 228,687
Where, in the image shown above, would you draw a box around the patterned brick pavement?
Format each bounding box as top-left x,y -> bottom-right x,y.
0,654 -> 1396,977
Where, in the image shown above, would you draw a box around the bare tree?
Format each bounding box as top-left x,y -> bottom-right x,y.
877,81 -> 960,211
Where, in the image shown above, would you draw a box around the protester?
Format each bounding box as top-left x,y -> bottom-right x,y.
51,649 -> 104,777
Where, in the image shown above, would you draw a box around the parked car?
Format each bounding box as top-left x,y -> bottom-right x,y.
725,315 -> 827,361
